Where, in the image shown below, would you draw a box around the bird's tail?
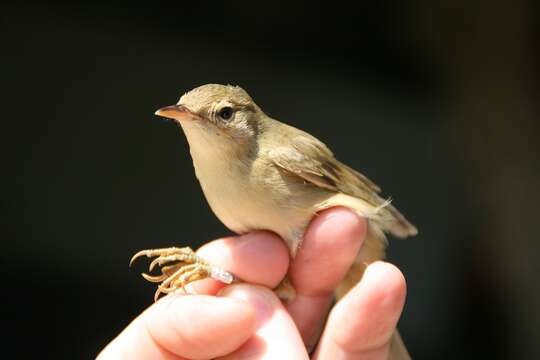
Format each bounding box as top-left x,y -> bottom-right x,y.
316,192 -> 417,240
377,201 -> 418,238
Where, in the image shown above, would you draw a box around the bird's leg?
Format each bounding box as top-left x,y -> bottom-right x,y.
274,276 -> 297,302
130,246 -> 236,301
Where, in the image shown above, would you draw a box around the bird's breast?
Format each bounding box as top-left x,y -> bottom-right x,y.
181,123 -> 327,254
191,152 -> 316,253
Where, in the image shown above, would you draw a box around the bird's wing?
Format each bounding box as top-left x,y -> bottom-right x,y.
268,134 -> 382,206
268,133 -> 418,238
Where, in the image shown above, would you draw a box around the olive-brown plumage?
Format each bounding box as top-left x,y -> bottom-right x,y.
133,84 -> 417,359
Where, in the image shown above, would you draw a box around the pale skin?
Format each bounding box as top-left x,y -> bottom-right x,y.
98,208 -> 406,359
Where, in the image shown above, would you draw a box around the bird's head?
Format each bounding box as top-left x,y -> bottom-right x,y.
155,84 -> 264,154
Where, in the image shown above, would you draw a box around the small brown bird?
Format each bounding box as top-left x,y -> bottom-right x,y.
131,84 -> 417,359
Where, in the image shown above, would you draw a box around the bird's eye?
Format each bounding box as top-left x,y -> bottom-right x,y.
218,106 -> 234,121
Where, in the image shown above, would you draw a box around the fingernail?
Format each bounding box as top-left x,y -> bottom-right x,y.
219,284 -> 276,327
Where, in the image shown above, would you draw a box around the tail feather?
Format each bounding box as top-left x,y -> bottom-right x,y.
317,193 -> 417,239
379,202 -> 418,238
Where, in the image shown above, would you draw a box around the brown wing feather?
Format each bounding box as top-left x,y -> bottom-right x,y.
268,133 -> 418,238
269,134 -> 382,207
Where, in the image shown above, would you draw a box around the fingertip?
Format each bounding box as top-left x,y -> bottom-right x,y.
290,206 -> 366,296
362,261 -> 407,311
234,231 -> 290,286
329,261 -> 407,353
197,232 -> 289,291
310,207 -> 367,249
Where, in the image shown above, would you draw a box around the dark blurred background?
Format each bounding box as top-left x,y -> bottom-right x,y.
2,1 -> 539,358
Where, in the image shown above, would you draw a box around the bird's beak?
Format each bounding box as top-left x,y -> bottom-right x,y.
155,104 -> 195,121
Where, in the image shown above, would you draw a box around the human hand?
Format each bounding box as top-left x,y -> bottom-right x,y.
97,207 -> 406,359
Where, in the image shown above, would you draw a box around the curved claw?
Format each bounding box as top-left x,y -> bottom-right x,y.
149,258 -> 160,272
160,285 -> 176,294
154,285 -> 177,302
149,256 -> 183,272
149,255 -> 192,272
154,287 -> 163,302
142,272 -> 168,283
130,250 -> 150,267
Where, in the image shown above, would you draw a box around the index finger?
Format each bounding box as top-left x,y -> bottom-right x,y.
287,207 -> 367,348
191,231 -> 290,295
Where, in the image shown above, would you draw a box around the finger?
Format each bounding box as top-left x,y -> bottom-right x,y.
287,207 -> 367,347
313,261 -> 407,360
218,284 -> 309,360
190,231 -> 290,295
97,294 -> 256,360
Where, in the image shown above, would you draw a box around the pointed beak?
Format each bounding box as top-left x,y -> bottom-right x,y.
154,104 -> 194,121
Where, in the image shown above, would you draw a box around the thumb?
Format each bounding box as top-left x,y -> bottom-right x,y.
98,294 -> 255,360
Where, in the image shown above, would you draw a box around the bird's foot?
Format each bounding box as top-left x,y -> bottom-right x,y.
130,246 -> 235,301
